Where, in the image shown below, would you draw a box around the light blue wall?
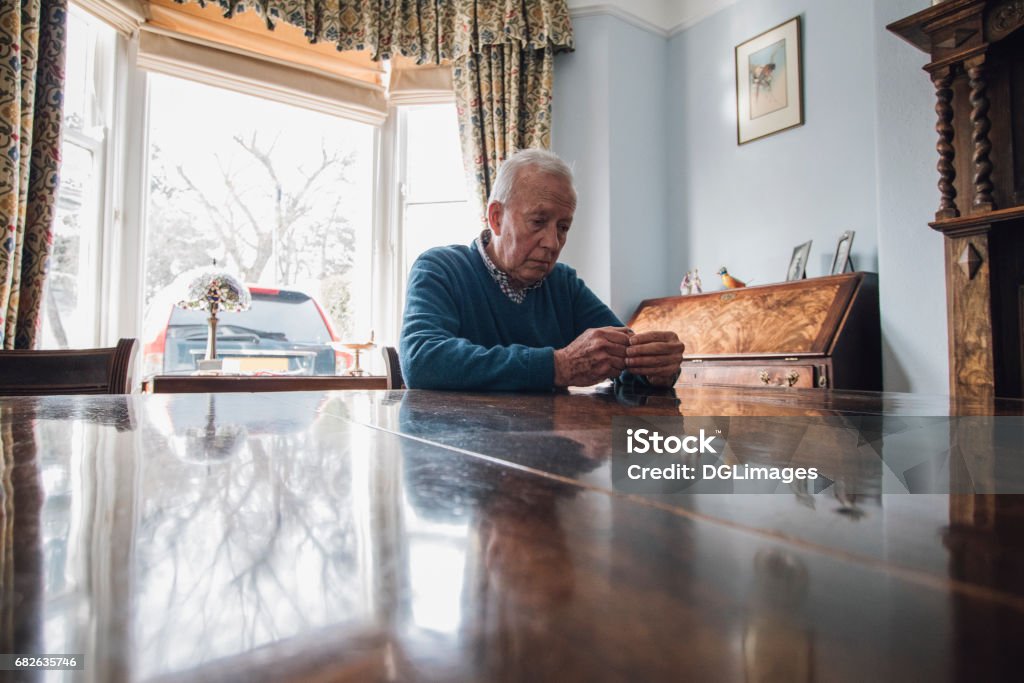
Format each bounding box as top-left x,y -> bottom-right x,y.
552,16 -> 612,306
607,18 -> 670,320
553,14 -> 669,322
667,0 -> 946,393
871,0 -> 949,394
668,0 -> 879,289
555,2 -> 948,393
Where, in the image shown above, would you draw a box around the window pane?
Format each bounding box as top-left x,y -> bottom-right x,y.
404,104 -> 467,203
142,75 -> 375,375
41,143 -> 99,349
404,203 -> 476,272
62,10 -> 92,131
39,5 -> 113,350
401,104 -> 477,275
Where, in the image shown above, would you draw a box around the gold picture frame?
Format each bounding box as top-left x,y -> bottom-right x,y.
735,17 -> 804,145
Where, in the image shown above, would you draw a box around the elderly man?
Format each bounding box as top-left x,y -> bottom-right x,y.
400,149 -> 684,390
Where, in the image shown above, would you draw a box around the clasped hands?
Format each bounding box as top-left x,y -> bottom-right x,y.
553,327 -> 684,388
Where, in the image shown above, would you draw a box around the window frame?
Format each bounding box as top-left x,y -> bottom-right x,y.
387,101 -> 472,340
42,5 -> 119,349
61,2 -> 465,374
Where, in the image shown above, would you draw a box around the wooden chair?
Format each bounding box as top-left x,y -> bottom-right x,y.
381,346 -> 405,389
0,338 -> 139,396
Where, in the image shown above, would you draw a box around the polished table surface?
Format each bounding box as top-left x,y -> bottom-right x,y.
2,385 -> 1023,681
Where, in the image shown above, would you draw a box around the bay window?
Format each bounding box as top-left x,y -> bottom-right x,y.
47,2 -> 472,379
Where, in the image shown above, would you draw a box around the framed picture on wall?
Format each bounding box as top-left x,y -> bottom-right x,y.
735,16 -> 804,144
787,240 -> 812,281
830,230 -> 856,274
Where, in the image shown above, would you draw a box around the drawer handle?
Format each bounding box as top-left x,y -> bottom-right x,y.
759,369 -> 800,387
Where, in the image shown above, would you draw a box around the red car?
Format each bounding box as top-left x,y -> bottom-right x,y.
142,286 -> 351,377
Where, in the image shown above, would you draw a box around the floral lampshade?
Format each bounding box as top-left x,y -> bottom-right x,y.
174,270 -> 251,367
175,271 -> 252,315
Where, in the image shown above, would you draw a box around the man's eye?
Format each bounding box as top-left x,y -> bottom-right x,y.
558,225 -> 570,233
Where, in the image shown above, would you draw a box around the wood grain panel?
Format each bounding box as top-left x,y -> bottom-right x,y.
628,276 -> 858,357
946,233 -> 996,398
679,363 -> 817,388
890,2 -> 1024,398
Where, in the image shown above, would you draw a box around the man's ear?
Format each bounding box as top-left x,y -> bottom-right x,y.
487,201 -> 504,236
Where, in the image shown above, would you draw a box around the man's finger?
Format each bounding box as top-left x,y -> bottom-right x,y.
598,340 -> 629,357
629,331 -> 677,345
645,374 -> 678,386
644,363 -> 683,377
626,356 -> 683,372
606,356 -> 627,372
595,354 -> 626,370
601,335 -> 632,349
597,327 -> 633,346
627,341 -> 685,357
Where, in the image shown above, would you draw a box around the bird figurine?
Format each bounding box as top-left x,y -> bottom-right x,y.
717,266 -> 746,289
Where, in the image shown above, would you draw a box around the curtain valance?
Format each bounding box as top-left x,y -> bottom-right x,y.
175,0 -> 575,62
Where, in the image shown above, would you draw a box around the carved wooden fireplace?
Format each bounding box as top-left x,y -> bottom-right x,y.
889,1 -> 1024,399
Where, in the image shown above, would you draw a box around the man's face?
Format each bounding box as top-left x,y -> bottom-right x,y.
487,168 -> 576,289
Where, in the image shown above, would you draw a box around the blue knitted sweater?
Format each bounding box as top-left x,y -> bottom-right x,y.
400,245 -> 624,390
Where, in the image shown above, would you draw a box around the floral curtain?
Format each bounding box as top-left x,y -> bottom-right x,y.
178,0 -> 575,214
179,0 -> 573,61
0,0 -> 68,349
452,43 -> 555,218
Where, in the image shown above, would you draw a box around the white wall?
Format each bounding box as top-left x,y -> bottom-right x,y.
565,0 -> 673,32
565,0 -> 741,34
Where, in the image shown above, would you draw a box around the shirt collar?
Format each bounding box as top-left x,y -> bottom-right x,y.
473,229 -> 545,304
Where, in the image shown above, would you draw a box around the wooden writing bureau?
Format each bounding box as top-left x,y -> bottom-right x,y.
629,272 -> 881,390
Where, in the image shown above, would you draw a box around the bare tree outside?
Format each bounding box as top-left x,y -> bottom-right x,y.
144,75 -> 374,340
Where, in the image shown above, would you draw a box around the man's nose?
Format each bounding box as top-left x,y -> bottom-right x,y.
539,224 -> 559,250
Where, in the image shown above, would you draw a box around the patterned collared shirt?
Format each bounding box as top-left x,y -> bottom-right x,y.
473,229 -> 545,304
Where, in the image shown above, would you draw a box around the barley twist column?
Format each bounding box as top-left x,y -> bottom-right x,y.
932,67 -> 959,220
967,56 -> 995,211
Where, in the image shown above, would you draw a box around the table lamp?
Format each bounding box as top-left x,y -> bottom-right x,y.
175,270 -> 251,372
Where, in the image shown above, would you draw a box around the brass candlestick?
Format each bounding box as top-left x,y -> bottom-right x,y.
342,331 -> 376,376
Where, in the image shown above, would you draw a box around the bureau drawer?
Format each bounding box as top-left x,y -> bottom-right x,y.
678,363 -> 819,389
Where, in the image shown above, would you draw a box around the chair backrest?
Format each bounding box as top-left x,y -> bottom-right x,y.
381,346 -> 405,389
0,338 -> 139,396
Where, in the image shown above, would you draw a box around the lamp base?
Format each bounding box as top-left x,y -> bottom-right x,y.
197,359 -> 224,373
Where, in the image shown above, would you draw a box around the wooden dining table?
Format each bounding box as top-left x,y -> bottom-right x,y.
1,384 -> 1023,681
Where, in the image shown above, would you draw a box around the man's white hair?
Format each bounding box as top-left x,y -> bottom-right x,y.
488,149 -> 575,205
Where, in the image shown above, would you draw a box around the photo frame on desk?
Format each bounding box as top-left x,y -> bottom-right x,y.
787,240 -> 812,281
830,230 -> 856,274
735,16 -> 804,145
